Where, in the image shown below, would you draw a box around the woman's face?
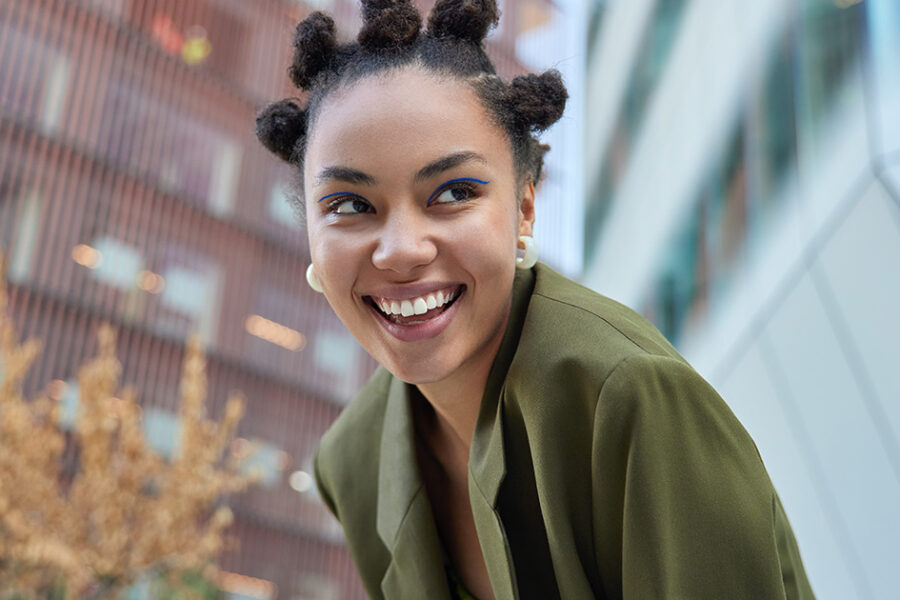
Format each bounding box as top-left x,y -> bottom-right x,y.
303,67 -> 534,386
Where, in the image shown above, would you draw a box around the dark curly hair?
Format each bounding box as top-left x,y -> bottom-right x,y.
255,0 -> 568,197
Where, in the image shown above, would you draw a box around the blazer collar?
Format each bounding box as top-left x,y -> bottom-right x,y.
376,267 -> 536,516
376,376 -> 451,599
468,266 -> 535,505
464,267 -> 536,600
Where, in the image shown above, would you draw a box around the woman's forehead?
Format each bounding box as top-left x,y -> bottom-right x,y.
304,68 -> 511,178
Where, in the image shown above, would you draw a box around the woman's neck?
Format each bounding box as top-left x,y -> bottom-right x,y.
415,310 -> 509,455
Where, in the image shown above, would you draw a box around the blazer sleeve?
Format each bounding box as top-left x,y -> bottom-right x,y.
590,353 -> 814,599
313,443 -> 340,522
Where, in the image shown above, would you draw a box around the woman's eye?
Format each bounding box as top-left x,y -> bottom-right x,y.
329,197 -> 372,215
431,184 -> 476,205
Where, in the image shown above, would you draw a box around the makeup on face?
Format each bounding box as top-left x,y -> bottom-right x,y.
313,151 -> 492,215
302,67 -> 530,386
315,176 -> 492,217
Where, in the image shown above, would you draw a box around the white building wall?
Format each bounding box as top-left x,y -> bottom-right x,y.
517,0 -> 590,277
582,1 -> 900,597
583,0 -> 789,304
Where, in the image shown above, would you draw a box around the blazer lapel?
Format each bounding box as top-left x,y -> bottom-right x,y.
377,376 -> 451,600
464,267 -> 537,600
378,268 -> 536,600
468,396 -> 518,600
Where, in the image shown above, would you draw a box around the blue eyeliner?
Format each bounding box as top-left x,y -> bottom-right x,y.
426,177 -> 490,206
317,191 -> 368,203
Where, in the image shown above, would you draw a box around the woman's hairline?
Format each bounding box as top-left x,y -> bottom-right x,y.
289,63 -> 532,221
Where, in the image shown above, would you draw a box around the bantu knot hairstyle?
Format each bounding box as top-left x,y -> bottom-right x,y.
427,0 -> 500,44
505,71 -> 568,133
255,0 -> 568,188
358,0 -> 422,50
288,12 -> 337,90
255,99 -> 307,163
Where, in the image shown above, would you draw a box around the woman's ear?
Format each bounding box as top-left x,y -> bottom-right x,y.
517,179 -> 536,237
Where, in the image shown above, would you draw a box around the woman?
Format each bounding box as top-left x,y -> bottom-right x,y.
256,1 -> 814,598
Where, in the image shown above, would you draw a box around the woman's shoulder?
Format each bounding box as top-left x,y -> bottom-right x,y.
504,265 -> 746,436
515,264 -> 687,382
509,266 -> 756,458
315,367 -> 393,481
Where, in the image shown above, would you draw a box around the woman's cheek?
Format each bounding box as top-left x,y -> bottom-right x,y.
309,231 -> 351,295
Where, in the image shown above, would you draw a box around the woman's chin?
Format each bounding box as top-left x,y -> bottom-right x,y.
379,353 -> 458,386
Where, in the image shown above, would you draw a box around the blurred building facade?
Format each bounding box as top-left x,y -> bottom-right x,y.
0,0 -> 571,597
584,0 -> 900,597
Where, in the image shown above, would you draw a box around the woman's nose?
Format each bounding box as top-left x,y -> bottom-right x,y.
371,209 -> 438,274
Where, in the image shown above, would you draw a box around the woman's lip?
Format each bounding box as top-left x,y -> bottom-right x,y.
368,288 -> 464,342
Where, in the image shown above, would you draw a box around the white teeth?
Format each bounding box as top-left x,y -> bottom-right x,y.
374,288 -> 460,318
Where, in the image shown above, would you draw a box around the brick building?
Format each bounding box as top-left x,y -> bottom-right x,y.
0,0 -> 552,597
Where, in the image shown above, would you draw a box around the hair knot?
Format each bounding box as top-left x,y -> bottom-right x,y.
427,0 -> 499,45
288,12 -> 337,89
358,0 -> 422,50
505,70 -> 568,132
255,100 -> 307,163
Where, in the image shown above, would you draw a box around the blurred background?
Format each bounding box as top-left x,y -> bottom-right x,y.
0,0 -> 897,598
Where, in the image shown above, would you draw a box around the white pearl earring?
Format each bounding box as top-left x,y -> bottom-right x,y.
306,264 -> 323,293
516,235 -> 538,269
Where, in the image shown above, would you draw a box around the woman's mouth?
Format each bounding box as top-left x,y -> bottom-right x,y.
366,285 -> 465,326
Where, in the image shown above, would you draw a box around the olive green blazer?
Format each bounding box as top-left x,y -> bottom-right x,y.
314,264 -> 814,599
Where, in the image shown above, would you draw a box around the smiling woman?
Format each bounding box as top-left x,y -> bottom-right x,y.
304,68 -> 529,389
255,1 -> 814,599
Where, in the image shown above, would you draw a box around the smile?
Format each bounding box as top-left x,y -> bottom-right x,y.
369,285 -> 461,324
364,285 -> 465,342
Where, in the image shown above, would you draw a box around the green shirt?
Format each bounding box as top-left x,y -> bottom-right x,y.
314,263 -> 814,599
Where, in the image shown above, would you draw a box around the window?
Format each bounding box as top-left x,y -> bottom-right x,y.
97,78 -> 241,212
0,25 -> 70,129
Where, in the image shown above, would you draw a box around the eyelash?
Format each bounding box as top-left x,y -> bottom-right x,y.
324,194 -> 372,215
426,179 -> 483,206
321,178 -> 488,215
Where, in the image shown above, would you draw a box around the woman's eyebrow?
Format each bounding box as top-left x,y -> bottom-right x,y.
314,166 -> 377,186
414,151 -> 487,182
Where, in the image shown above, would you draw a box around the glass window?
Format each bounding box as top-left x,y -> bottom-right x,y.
585,0 -> 690,254
587,0 -> 608,46
143,407 -> 183,459
92,235 -> 144,291
641,1 -> 872,346
866,0 -> 900,156
239,440 -> 287,489
0,25 -> 67,126
794,0 -> 866,158
745,32 -> 798,227
97,78 -> 241,212
644,122 -> 748,344
209,140 -> 242,217
152,244 -> 223,347
7,188 -> 42,284
622,0 -> 688,142
584,160 -> 613,262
